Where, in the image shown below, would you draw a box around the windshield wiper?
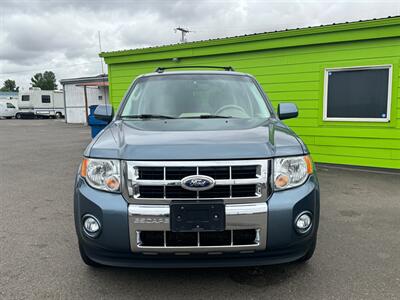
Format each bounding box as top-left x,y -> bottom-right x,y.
181,115 -> 233,119
121,114 -> 177,119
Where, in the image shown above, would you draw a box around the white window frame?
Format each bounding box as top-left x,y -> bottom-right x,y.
323,65 -> 392,122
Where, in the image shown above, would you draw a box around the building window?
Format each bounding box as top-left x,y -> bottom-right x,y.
22,95 -> 29,101
42,95 -> 51,103
98,95 -> 103,101
323,65 -> 392,122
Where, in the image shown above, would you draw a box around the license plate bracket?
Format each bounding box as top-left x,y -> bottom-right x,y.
170,201 -> 225,232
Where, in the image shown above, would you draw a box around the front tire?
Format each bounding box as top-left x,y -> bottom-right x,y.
79,242 -> 102,267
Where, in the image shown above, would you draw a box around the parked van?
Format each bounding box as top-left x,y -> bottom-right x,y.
0,102 -> 18,119
16,88 -> 65,119
0,93 -> 18,108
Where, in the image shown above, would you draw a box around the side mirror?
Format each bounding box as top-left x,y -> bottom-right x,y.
94,104 -> 114,123
278,103 -> 298,120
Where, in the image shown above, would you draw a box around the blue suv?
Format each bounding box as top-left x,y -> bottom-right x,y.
74,67 -> 320,268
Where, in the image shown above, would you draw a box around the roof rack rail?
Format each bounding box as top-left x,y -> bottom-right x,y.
155,66 -> 235,73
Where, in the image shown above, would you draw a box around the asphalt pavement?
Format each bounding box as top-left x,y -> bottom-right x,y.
0,119 -> 399,299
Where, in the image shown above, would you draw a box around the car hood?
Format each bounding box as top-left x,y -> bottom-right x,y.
86,118 -> 307,160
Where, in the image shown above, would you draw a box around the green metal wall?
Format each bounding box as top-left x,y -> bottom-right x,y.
102,18 -> 400,169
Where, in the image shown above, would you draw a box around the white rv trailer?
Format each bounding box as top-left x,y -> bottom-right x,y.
16,88 -> 65,119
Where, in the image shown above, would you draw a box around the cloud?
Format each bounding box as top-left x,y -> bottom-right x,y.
0,0 -> 400,89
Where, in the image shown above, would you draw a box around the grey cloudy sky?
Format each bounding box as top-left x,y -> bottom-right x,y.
1,0 -> 400,89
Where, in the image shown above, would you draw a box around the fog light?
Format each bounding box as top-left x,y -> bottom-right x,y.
294,212 -> 312,234
83,215 -> 101,237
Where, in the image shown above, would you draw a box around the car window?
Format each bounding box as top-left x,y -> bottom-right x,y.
121,74 -> 271,119
21,95 -> 29,101
6,103 -> 15,108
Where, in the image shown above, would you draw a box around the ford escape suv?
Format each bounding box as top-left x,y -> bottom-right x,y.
74,66 -> 320,268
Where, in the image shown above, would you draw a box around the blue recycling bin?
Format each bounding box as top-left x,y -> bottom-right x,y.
88,105 -> 108,138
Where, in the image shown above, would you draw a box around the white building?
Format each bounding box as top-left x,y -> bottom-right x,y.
60,74 -> 109,124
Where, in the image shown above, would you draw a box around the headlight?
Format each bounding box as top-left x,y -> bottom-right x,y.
81,158 -> 120,192
273,155 -> 313,190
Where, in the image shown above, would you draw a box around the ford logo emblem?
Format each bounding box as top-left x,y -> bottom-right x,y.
181,175 -> 215,191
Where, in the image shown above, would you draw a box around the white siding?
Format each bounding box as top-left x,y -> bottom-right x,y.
64,84 -> 109,124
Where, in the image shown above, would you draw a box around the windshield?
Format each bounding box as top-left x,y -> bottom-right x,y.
120,74 -> 271,119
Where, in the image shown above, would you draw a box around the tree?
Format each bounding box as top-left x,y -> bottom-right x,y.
0,79 -> 19,92
31,71 -> 58,90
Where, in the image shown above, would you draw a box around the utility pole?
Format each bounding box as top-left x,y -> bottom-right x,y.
97,31 -> 109,116
174,27 -> 191,43
98,31 -> 105,76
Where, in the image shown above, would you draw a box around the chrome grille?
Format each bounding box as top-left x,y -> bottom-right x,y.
126,160 -> 270,204
136,165 -> 258,180
138,230 -> 259,248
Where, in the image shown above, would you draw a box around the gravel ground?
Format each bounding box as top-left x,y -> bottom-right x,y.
0,119 -> 399,300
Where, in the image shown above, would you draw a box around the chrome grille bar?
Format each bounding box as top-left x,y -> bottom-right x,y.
131,178 -> 264,186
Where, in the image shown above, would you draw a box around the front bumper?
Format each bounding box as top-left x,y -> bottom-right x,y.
74,175 -> 319,268
128,202 -> 268,253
